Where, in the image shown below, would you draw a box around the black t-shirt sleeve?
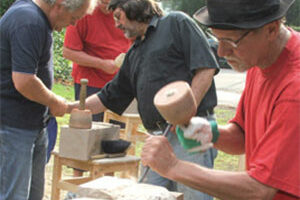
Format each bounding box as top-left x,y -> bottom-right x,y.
97,57 -> 134,115
10,24 -> 45,74
176,14 -> 219,73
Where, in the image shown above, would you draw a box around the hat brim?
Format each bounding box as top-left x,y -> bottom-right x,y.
194,0 -> 295,29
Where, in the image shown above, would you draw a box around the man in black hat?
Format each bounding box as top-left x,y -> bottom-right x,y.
140,0 -> 300,199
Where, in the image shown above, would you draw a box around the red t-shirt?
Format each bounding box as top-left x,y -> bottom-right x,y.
64,7 -> 131,88
231,29 -> 300,199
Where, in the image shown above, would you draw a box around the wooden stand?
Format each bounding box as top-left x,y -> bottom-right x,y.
51,152 -> 140,200
103,110 -> 147,155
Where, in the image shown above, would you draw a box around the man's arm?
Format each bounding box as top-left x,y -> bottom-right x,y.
191,68 -> 245,154
85,94 -> 107,114
168,158 -> 277,200
63,46 -> 118,74
67,93 -> 107,114
12,72 -> 67,116
141,134 -> 277,200
191,68 -> 216,106
214,123 -> 245,154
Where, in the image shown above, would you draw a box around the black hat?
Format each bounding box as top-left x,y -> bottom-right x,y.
194,0 -> 295,29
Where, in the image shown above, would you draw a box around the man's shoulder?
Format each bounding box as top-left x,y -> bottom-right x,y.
158,11 -> 195,29
4,0 -> 38,17
1,0 -> 49,30
164,11 -> 192,22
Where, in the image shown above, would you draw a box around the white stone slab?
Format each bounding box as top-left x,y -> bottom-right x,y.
77,176 -> 176,200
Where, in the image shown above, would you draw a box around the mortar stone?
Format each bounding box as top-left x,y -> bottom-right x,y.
59,122 -> 120,161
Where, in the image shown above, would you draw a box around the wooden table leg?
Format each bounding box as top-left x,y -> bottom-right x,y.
129,161 -> 139,178
51,153 -> 62,200
90,165 -> 103,180
119,161 -> 139,179
125,123 -> 138,155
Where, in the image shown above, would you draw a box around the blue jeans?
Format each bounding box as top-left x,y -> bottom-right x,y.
141,114 -> 218,200
0,125 -> 48,200
46,117 -> 57,163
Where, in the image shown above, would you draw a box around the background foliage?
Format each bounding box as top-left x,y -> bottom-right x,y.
0,0 -> 14,16
286,1 -> 300,26
53,30 -> 73,83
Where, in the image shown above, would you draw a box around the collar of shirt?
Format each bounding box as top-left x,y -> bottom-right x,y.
133,16 -> 160,47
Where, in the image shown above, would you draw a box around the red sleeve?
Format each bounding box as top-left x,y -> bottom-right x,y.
64,18 -> 87,50
229,90 -> 245,129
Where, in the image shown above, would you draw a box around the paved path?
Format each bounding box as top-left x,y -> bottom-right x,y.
214,69 -> 246,108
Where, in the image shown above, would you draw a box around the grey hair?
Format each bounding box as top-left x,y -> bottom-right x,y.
42,0 -> 97,12
62,0 -> 86,11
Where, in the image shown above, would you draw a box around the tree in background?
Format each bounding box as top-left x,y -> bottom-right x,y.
53,30 -> 73,83
0,0 -> 15,16
286,1 -> 300,26
162,0 -> 299,27
162,0 -> 205,16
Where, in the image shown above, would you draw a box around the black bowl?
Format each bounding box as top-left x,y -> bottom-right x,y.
101,139 -> 131,154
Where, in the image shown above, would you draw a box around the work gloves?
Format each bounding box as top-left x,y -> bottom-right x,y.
176,117 -> 220,153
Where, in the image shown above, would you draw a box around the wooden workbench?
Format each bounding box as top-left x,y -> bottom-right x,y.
51,152 -> 140,200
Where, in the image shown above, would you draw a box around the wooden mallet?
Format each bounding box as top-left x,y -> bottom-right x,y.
154,80 -> 197,125
139,81 -> 197,182
69,78 -> 92,129
114,53 -> 126,68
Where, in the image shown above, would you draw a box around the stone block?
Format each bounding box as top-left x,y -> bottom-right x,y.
59,122 -> 120,161
76,176 -> 176,200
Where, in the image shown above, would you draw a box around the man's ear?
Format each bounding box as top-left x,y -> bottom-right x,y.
265,20 -> 281,41
47,0 -> 65,23
52,0 -> 66,12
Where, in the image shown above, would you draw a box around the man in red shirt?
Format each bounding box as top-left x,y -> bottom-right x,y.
63,0 -> 131,122
62,0 -> 131,190
140,0 -> 300,199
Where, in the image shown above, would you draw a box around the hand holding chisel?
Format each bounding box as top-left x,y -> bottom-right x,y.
138,123 -> 172,183
139,81 -> 197,183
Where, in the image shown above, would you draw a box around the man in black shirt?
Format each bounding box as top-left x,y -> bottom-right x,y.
69,0 -> 219,199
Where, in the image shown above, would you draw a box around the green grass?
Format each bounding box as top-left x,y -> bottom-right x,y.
52,83 -> 74,101
215,105 -> 236,125
214,105 -> 240,172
